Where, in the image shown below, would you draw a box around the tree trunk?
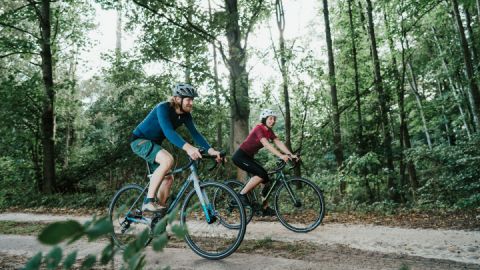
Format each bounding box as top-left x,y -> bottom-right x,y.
225,0 -> 250,181
39,0 -> 56,194
365,0 -> 396,201
184,0 -> 194,83
438,82 -> 454,145
275,0 -> 292,152
463,6 -> 479,73
451,0 -> 480,130
33,129 -> 42,192
477,0 -> 480,27
323,0 -> 345,193
208,0 -> 222,148
63,52 -> 77,170
348,0 -> 364,154
407,61 -> 433,149
115,0 -> 122,55
399,21 -> 419,193
384,10 -> 407,201
431,27 -> 472,139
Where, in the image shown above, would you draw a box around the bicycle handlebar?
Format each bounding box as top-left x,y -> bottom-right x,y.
166,149 -> 226,176
268,156 -> 301,175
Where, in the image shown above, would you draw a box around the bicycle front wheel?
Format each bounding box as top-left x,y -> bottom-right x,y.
274,177 -> 325,232
181,181 -> 246,260
109,184 -> 151,248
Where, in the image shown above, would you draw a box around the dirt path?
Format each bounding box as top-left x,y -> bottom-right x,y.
0,212 -> 479,269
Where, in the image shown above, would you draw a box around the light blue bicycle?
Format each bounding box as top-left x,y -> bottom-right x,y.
108,150 -> 246,260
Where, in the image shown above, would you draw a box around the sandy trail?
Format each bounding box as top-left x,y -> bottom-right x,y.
0,212 -> 478,266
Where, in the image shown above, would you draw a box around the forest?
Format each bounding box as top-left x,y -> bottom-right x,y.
0,0 -> 479,214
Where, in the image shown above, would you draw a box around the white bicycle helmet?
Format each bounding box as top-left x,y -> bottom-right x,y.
172,83 -> 198,98
259,109 -> 277,120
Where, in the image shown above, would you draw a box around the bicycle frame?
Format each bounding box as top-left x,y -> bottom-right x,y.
247,161 -> 299,207
125,160 -> 216,225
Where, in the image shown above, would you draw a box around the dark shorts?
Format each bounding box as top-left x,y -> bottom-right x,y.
130,138 -> 162,172
232,148 -> 269,183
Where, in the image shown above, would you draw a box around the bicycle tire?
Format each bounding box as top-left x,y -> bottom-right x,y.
181,181 -> 246,260
108,184 -> 151,248
223,179 -> 254,224
274,177 -> 325,233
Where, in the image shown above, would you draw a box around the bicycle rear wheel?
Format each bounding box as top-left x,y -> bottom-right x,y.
274,177 -> 325,232
181,182 -> 246,260
108,184 -> 151,248
223,179 -> 254,224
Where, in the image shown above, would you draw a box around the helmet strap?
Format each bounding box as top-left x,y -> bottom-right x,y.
179,96 -> 186,113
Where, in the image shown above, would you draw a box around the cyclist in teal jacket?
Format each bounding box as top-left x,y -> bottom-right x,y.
130,83 -> 222,212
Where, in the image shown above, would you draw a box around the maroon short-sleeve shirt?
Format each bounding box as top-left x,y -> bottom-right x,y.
239,124 -> 277,156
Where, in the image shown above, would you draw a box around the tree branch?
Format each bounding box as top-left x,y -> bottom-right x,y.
0,51 -> 39,58
26,0 -> 42,21
0,21 -> 39,39
143,39 -> 217,81
132,0 -> 230,67
242,0 -> 265,51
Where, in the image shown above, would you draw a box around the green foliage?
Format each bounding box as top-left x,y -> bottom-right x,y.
406,135 -> 480,209
62,251 -> 77,269
1,0 -> 479,220
80,255 -> 96,270
24,252 -> 42,270
38,221 -> 83,245
23,209 -> 187,269
45,247 -> 63,269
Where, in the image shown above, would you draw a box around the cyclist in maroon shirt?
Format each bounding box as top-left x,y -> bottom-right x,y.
232,109 -> 298,216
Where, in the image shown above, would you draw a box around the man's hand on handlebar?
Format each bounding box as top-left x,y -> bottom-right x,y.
183,143 -> 202,160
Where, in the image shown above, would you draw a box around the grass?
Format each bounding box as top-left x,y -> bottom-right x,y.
0,221 -> 48,235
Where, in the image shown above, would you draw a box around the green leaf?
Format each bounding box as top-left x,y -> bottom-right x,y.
123,228 -> 149,262
127,253 -> 146,270
135,229 -> 149,250
45,246 -> 62,269
123,242 -> 137,262
153,217 -> 167,235
167,206 -> 179,224
171,224 -> 187,238
100,243 -> 114,265
38,220 -> 83,245
80,254 -> 96,270
23,252 -> 42,270
152,232 -> 168,252
85,217 -> 113,241
62,251 -> 77,270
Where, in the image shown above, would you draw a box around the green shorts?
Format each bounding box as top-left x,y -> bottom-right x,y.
130,138 -> 162,172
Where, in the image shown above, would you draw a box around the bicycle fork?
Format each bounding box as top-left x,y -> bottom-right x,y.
190,165 -> 217,224
283,179 -> 302,208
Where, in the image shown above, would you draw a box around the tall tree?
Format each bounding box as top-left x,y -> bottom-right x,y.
407,61 -> 433,149
322,0 -> 344,193
275,0 -> 292,152
383,8 -> 418,198
432,26 -> 472,139
37,0 -> 56,194
365,0 -> 396,200
347,0 -> 364,154
463,6 -> 479,74
451,0 -> 480,130
225,0 -> 249,159
208,0 -> 223,148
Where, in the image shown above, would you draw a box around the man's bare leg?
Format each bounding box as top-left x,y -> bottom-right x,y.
146,150 -> 173,200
